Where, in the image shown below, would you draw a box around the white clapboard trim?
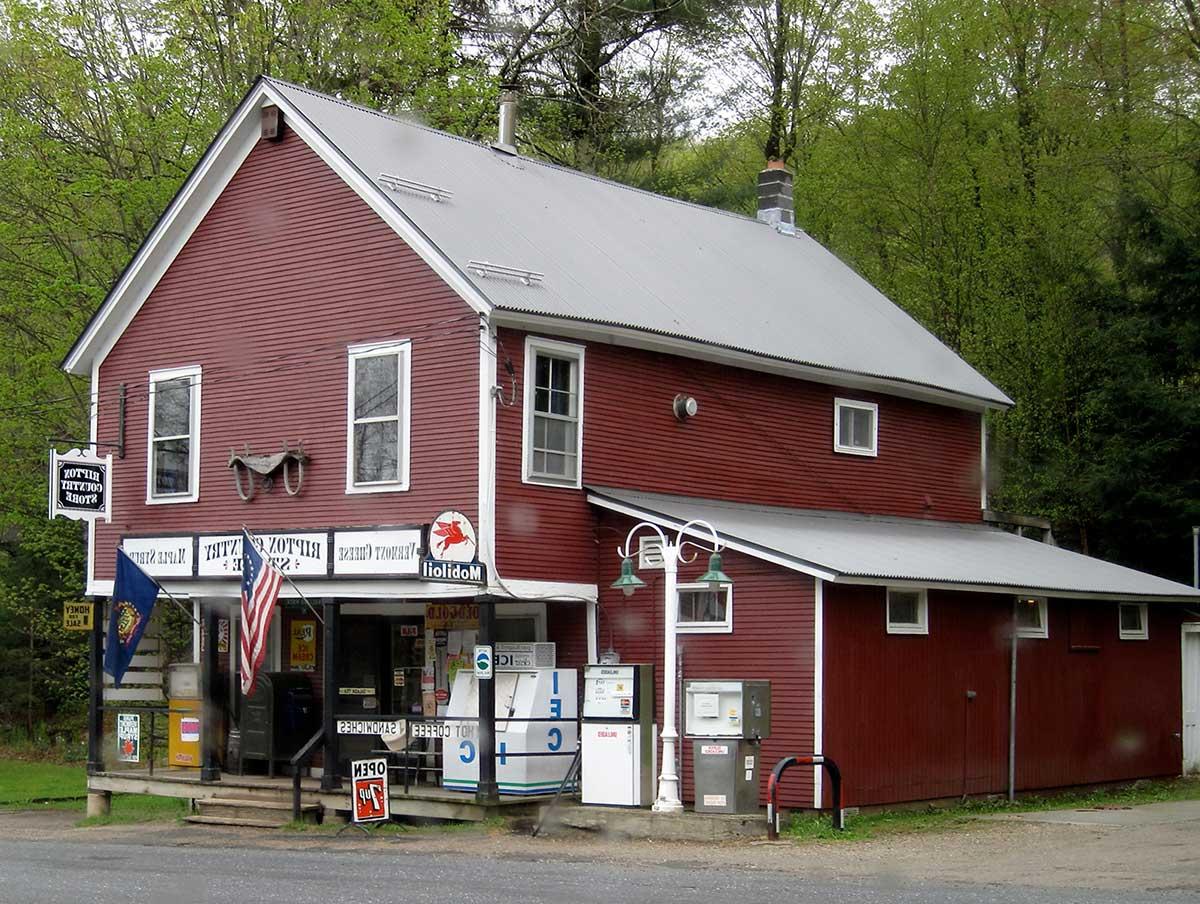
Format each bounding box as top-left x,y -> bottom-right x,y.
103,687 -> 165,703
128,653 -> 162,668
103,671 -> 163,686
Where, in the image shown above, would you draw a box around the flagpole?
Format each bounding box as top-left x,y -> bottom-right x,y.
242,527 -> 324,626
118,546 -> 200,626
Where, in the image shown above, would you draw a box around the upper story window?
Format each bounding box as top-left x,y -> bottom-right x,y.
147,365 -> 201,504
1118,603 -> 1149,640
886,588 -> 928,634
834,398 -> 878,456
677,583 -> 733,633
1016,596 -> 1049,638
523,337 -> 584,488
346,340 -> 411,493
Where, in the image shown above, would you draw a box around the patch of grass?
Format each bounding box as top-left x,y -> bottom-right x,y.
784,776 -> 1200,843
0,760 -> 85,805
281,819 -> 413,835
76,795 -> 188,827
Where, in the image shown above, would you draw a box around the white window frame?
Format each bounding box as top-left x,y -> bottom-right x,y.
522,336 -> 585,488
833,398 -> 879,457
1119,602 -> 1149,641
345,339 -> 411,494
146,364 -> 201,504
676,582 -> 733,634
886,588 -> 928,635
1016,596 -> 1049,639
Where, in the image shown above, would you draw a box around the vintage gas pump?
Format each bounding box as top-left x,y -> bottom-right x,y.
684,680 -> 771,813
581,664 -> 656,807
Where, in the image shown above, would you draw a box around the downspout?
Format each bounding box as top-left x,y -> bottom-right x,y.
1008,597 -> 1018,802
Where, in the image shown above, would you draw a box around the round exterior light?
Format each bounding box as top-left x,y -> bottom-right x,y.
673,394 -> 699,421
610,557 -> 647,597
698,552 -> 732,591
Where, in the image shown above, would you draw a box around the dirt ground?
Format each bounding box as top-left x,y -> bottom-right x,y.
3,801 -> 1198,895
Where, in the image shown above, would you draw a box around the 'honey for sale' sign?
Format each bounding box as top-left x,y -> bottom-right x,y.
350,758 -> 389,823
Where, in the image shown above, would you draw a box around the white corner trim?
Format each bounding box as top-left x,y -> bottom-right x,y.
521,335 -> 585,489
814,577 -> 824,809
478,316 -> 497,572
586,599 -> 599,664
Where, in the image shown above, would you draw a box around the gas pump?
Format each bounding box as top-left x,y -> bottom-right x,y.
581,664 -> 656,807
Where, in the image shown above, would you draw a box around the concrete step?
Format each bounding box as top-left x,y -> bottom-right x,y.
195,796 -> 320,826
184,814 -> 289,829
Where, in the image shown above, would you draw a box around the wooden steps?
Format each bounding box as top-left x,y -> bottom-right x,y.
184,795 -> 320,828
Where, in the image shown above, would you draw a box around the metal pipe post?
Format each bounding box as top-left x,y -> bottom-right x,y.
87,597 -> 104,775
653,549 -> 684,812
476,599 -> 499,804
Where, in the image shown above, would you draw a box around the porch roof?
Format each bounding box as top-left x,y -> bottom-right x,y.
587,487 -> 1200,602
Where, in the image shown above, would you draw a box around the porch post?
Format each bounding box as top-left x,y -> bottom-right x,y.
321,598 -> 340,792
87,596 -> 104,775
200,602 -> 221,782
476,597 -> 498,805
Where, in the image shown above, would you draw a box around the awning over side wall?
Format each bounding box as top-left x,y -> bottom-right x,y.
587,486 -> 1200,602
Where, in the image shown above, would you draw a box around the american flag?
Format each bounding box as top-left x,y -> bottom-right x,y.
240,529 -> 283,697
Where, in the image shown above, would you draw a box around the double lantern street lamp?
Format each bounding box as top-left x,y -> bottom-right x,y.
611,520 -> 731,813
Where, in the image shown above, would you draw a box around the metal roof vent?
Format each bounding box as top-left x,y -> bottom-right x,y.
492,86 -> 519,155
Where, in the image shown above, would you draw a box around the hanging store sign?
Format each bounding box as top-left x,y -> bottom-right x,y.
197,532 -> 327,577
49,449 -> 111,523
420,511 -> 486,584
123,536 -> 194,577
350,758 -> 390,823
332,529 -> 422,576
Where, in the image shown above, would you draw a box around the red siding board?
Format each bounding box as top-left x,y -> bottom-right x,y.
589,511 -> 816,809
494,328 -> 982,583
823,585 -> 1189,806
94,131 -> 478,579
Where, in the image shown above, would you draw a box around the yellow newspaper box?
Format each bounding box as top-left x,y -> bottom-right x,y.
168,664 -> 201,768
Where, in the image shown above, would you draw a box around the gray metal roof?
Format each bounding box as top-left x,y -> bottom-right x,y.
587,486 -> 1200,600
269,80 -> 1012,407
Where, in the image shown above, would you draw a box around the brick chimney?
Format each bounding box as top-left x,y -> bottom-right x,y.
757,159 -> 794,229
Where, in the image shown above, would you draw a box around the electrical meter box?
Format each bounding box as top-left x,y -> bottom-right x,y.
684,680 -> 771,739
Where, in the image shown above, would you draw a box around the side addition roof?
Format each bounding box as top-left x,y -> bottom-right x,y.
588,486 -> 1200,602
65,78 -> 1012,410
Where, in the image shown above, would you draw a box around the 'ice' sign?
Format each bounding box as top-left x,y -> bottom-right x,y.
350,758 -> 390,823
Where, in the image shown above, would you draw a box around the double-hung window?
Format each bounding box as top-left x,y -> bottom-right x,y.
523,337 -> 584,487
346,340 -> 411,493
834,398 -> 878,456
147,365 -> 201,504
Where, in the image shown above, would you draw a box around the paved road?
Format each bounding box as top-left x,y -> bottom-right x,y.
1,835 -> 1197,904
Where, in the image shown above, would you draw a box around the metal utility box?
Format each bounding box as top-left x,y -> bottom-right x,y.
684,680 -> 771,739
693,739 -> 761,814
240,672 -> 318,776
167,663 -> 202,768
685,679 -> 770,814
581,664 -> 656,807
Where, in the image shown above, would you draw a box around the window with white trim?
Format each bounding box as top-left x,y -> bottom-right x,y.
147,365 -> 201,503
523,337 -> 584,487
886,588 -> 928,635
1118,603 -> 1148,640
676,583 -> 733,633
834,398 -> 878,456
1015,597 -> 1049,638
346,340 -> 411,493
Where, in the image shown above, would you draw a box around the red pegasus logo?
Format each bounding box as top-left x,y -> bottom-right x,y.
432,518 -> 470,555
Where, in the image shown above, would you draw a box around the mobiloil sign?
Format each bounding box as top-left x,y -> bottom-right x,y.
419,510 -> 486,584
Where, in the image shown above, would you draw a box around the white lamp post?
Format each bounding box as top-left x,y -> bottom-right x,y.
612,519 -> 731,813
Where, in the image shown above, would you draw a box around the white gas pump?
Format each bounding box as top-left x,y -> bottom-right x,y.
581,663 -> 656,807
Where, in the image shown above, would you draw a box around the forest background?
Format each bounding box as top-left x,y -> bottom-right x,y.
0,0 -> 1197,735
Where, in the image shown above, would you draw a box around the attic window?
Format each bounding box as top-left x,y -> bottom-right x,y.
834,398 -> 878,456
1016,597 -> 1049,639
1118,603 -> 1148,640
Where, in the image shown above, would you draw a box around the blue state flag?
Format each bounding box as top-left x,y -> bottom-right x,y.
104,549 -> 160,688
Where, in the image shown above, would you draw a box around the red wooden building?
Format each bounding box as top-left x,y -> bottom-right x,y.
64,78 -> 1200,814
